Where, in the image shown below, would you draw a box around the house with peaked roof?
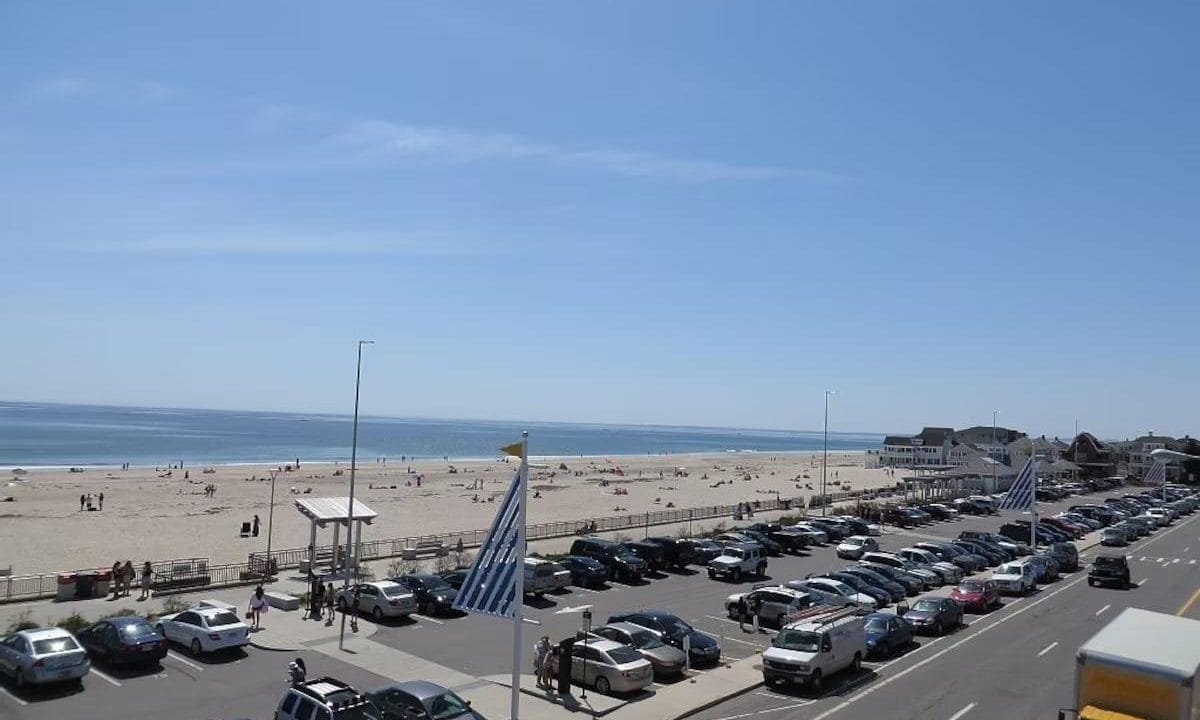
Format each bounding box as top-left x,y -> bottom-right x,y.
1126,433 -> 1189,481
1063,432 -> 1118,479
954,426 -> 1026,464
947,442 -> 987,467
878,427 -> 955,467
1007,435 -> 1064,472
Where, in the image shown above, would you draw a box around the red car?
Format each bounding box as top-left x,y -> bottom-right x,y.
949,579 -> 1000,612
1041,517 -> 1086,538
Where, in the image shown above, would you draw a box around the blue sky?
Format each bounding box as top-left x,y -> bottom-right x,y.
2,2 -> 1197,440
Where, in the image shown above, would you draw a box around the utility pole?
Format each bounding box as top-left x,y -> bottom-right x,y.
822,391 -> 836,517
339,339 -> 373,650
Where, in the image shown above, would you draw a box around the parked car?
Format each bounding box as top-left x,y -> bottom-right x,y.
1046,542 -> 1079,572
952,540 -> 1004,567
914,542 -> 986,573
858,562 -> 923,596
737,529 -> 785,557
761,611 -> 867,692
725,586 -> 818,627
1100,527 -> 1128,547
682,538 -> 725,564
836,536 -> 879,560
156,606 -> 250,655
1025,554 -> 1060,583
392,574 -> 460,615
569,537 -> 648,583
837,565 -> 907,602
620,541 -> 668,572
787,578 -> 877,610
366,679 -> 486,720
991,561 -> 1037,596
0,627 -> 90,687
747,523 -> 811,553
336,581 -> 418,620
570,639 -> 653,695
949,579 -> 1000,612
590,622 -> 687,678
559,555 -> 609,587
902,597 -> 964,635
863,612 -> 914,658
788,523 -> 829,545
275,676 -> 378,720
806,519 -> 848,542
607,610 -> 721,666
859,552 -> 940,589
643,537 -> 699,569
522,557 -> 573,596
1087,555 -> 1131,588
439,569 -> 469,590
707,543 -> 768,582
896,548 -> 962,584
77,616 -> 167,666
811,571 -> 891,607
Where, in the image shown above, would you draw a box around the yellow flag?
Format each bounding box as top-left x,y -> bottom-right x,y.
500,441 -> 523,458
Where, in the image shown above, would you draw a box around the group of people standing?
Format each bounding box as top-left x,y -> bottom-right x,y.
307,573 -> 340,627
79,493 -> 104,511
533,636 -> 561,690
110,560 -> 154,600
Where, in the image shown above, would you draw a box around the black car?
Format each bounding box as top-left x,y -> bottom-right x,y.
620,541 -> 667,572
838,566 -> 907,602
806,519 -> 847,541
1088,555 -> 1131,588
1046,542 -> 1078,572
559,555 -> 609,587
569,537 -> 647,582
952,539 -> 1003,566
813,571 -> 892,607
747,523 -> 809,553
607,609 -> 721,666
737,529 -> 784,557
921,504 -> 950,521
643,537 -> 698,569
902,597 -> 964,635
393,574 -> 459,615
681,538 -> 725,564
439,569 -> 469,590
77,616 -> 168,666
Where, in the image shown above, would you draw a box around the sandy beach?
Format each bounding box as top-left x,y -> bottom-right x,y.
0,451 -> 899,575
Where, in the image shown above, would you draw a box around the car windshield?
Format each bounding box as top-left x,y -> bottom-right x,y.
383,585 -> 412,598
864,617 -> 889,632
205,612 -> 240,627
776,630 -> 820,652
958,582 -> 984,593
119,622 -> 156,638
997,565 -> 1021,575
32,636 -> 79,654
608,645 -> 645,664
630,629 -> 664,649
844,538 -> 863,546
1095,557 -> 1125,567
912,600 -> 939,612
423,577 -> 451,591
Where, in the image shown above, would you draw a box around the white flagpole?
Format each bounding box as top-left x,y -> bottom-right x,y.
510,431 -> 529,720
1030,460 -> 1039,550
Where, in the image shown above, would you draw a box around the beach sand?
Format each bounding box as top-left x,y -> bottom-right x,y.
0,451 -> 900,575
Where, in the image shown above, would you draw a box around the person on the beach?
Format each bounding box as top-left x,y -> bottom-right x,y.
98,492 -> 104,511
79,494 -> 85,511
248,585 -> 269,629
140,561 -> 153,600
252,514 -> 260,537
122,560 -> 135,596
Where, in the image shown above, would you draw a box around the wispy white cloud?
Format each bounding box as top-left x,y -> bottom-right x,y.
31,75 -> 99,99
27,75 -> 179,104
331,120 -> 847,184
89,230 -> 498,257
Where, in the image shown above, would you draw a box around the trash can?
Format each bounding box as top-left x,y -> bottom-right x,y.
93,569 -> 112,598
75,571 -> 96,598
56,573 -> 77,601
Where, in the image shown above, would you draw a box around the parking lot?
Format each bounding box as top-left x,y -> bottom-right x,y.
3,485 -> 1197,720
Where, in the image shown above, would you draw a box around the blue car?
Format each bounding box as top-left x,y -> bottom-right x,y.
560,555 -> 609,587
864,612 -> 914,658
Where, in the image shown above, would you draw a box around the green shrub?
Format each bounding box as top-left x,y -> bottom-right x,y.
5,609 -> 38,634
55,612 -> 91,635
99,608 -> 139,620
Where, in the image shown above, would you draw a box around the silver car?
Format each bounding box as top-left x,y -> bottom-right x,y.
0,628 -> 91,687
591,622 -> 687,678
571,638 -> 654,695
335,581 -> 418,620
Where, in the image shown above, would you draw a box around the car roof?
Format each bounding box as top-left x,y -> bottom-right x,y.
603,622 -> 649,635
19,627 -> 74,640
382,679 -> 451,702
371,580 -> 405,589
108,615 -> 150,627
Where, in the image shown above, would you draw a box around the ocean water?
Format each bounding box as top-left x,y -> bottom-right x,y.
0,401 -> 882,467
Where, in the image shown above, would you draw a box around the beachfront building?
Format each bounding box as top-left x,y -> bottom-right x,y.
953,425 -> 1026,463
1125,433 -> 1190,481
947,442 -> 988,468
1007,435 -> 1065,469
1063,432 -> 1118,480
944,456 -> 1018,493
878,427 -> 955,468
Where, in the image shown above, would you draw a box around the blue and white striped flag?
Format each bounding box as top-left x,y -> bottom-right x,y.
998,457 -> 1038,511
454,464 -> 524,618
1144,460 -> 1167,487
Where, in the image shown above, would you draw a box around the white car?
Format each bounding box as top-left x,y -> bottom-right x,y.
897,548 -> 963,584
1144,507 -> 1172,526
991,562 -> 1037,596
788,523 -> 829,545
836,536 -> 879,560
334,581 -> 418,620
787,578 -> 877,610
156,607 -> 250,655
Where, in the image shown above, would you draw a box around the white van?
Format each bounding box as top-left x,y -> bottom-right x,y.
761,608 -> 867,692
524,558 -> 571,596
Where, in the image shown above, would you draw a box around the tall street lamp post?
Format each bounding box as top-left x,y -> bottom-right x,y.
339,339 -> 373,650
822,390 -> 836,517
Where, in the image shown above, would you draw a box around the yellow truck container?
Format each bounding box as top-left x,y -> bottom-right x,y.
1068,608 -> 1200,720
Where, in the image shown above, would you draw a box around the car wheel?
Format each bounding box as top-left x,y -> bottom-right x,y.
14,669 -> 25,688
419,600 -> 430,615
1087,579 -> 1095,587
732,568 -> 741,583
372,606 -> 384,621
810,669 -> 823,693
338,597 -> 347,611
595,675 -> 611,695
190,638 -> 202,655
756,563 -> 767,576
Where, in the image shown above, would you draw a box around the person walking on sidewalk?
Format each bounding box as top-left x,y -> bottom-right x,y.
533,636 -> 552,688
324,583 -> 335,626
312,582 -> 325,620
349,586 -> 360,632
139,561 -> 153,600
248,585 -> 269,630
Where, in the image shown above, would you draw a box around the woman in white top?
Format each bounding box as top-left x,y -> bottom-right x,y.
248,585 -> 269,629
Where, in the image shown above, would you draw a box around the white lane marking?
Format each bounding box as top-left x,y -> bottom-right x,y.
0,686 -> 28,706
1095,604 -> 1111,616
1184,547 -> 1190,553
1171,559 -> 1181,564
573,587 -> 600,594
166,651 -> 204,671
1037,641 -> 1058,657
91,667 -> 122,686
705,615 -> 744,626
1138,578 -> 1149,586
758,699 -> 817,714
947,702 -> 977,720
714,633 -> 768,648
412,614 -> 444,625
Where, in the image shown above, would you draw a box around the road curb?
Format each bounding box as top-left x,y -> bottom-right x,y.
672,676 -> 765,720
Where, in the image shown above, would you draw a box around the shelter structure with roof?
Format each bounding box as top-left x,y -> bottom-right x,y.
295,497 -> 378,575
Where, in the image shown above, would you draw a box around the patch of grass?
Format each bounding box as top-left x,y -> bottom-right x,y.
5,609 -> 38,634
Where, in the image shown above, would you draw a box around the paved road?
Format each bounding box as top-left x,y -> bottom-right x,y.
0,640 -> 393,720
688,498 -> 1200,720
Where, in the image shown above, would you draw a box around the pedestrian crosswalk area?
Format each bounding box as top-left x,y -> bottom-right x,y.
1129,555 -> 1197,565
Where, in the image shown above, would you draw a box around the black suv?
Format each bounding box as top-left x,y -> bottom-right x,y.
392,573 -> 459,616
643,536 -> 698,569
746,523 -> 810,553
620,541 -> 666,572
1088,555 -> 1130,588
569,537 -> 647,582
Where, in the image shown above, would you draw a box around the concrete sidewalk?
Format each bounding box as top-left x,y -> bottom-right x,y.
615,655 -> 765,720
